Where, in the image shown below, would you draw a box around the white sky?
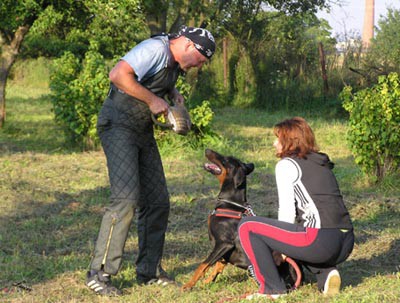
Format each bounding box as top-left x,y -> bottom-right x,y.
317,0 -> 400,37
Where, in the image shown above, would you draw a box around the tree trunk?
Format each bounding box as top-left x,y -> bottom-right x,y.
145,13 -> 167,35
318,42 -> 329,95
143,1 -> 168,35
223,37 -> 228,89
0,25 -> 29,128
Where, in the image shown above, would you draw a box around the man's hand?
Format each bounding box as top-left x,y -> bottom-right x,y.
169,88 -> 185,105
149,96 -> 169,115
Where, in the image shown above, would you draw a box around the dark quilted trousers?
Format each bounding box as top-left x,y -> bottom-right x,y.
90,95 -> 170,278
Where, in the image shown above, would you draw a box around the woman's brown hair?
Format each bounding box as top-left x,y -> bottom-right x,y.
273,117 -> 319,159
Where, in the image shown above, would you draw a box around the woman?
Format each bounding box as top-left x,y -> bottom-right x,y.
238,117 -> 354,300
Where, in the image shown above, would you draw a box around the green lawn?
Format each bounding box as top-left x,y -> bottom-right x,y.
0,85 -> 399,303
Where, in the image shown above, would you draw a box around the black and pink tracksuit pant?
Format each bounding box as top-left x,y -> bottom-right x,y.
238,216 -> 354,294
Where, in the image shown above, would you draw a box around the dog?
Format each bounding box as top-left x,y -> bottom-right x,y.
182,149 -> 300,291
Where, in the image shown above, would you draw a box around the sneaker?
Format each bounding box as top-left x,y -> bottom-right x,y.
245,293 -> 285,300
86,270 -> 122,296
145,276 -> 176,286
323,269 -> 341,296
137,272 -> 176,286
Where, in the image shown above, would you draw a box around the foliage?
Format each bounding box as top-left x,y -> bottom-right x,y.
155,99 -> 222,154
175,75 -> 192,100
22,0 -> 147,58
341,72 -> 400,181
189,100 -> 215,136
363,8 -> 400,77
0,0 -> 47,33
195,10 -> 337,111
49,44 -> 109,149
252,12 -> 335,109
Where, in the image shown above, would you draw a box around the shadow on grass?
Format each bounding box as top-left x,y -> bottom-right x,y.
0,95 -> 84,155
0,183 -> 217,287
341,238 -> 400,288
338,199 -> 400,288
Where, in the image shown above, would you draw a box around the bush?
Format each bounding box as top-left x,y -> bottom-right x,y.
49,44 -> 109,149
341,72 -> 400,181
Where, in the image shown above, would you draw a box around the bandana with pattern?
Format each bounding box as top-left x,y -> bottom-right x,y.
178,26 -> 216,59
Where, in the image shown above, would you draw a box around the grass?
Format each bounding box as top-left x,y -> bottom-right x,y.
1,83 -> 399,303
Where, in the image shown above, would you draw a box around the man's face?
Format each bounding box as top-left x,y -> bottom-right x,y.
179,40 -> 208,71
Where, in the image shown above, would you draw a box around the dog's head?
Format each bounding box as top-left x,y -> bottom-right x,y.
204,149 -> 254,191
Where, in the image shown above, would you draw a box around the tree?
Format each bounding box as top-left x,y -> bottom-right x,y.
201,2 -> 334,108
0,0 -> 89,128
46,1 -> 146,148
0,0 -> 148,128
363,8 -> 400,77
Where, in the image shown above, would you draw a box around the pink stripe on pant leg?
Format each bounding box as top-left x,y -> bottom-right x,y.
238,221 -> 267,293
238,221 -> 318,294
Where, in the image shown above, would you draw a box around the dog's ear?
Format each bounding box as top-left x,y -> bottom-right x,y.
233,169 -> 246,189
245,163 -> 255,175
234,163 -> 254,188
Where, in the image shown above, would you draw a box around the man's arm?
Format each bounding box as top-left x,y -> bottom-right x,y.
109,60 -> 169,115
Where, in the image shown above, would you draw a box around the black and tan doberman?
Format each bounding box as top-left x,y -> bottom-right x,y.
182,149 -> 301,291
182,149 -> 255,290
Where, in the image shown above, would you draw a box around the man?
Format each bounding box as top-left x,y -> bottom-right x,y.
86,26 -> 215,296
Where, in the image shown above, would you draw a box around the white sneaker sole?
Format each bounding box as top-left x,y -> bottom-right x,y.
323,269 -> 341,296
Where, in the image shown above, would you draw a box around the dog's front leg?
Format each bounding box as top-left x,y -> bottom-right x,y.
182,262 -> 211,290
203,260 -> 226,284
182,244 -> 234,290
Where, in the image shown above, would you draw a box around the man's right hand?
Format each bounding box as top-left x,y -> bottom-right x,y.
149,97 -> 169,116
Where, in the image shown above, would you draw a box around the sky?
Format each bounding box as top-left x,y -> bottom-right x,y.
317,0 -> 400,38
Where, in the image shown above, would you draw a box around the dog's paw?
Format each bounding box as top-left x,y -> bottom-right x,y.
181,283 -> 194,291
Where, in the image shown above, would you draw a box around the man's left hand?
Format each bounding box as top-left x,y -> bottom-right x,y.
169,88 -> 185,105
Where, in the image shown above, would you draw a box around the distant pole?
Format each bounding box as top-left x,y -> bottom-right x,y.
362,0 -> 375,49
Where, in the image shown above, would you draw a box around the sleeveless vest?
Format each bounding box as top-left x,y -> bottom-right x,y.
97,37 -> 180,135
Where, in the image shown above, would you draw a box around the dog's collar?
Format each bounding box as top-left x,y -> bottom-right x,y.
217,198 -> 247,209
